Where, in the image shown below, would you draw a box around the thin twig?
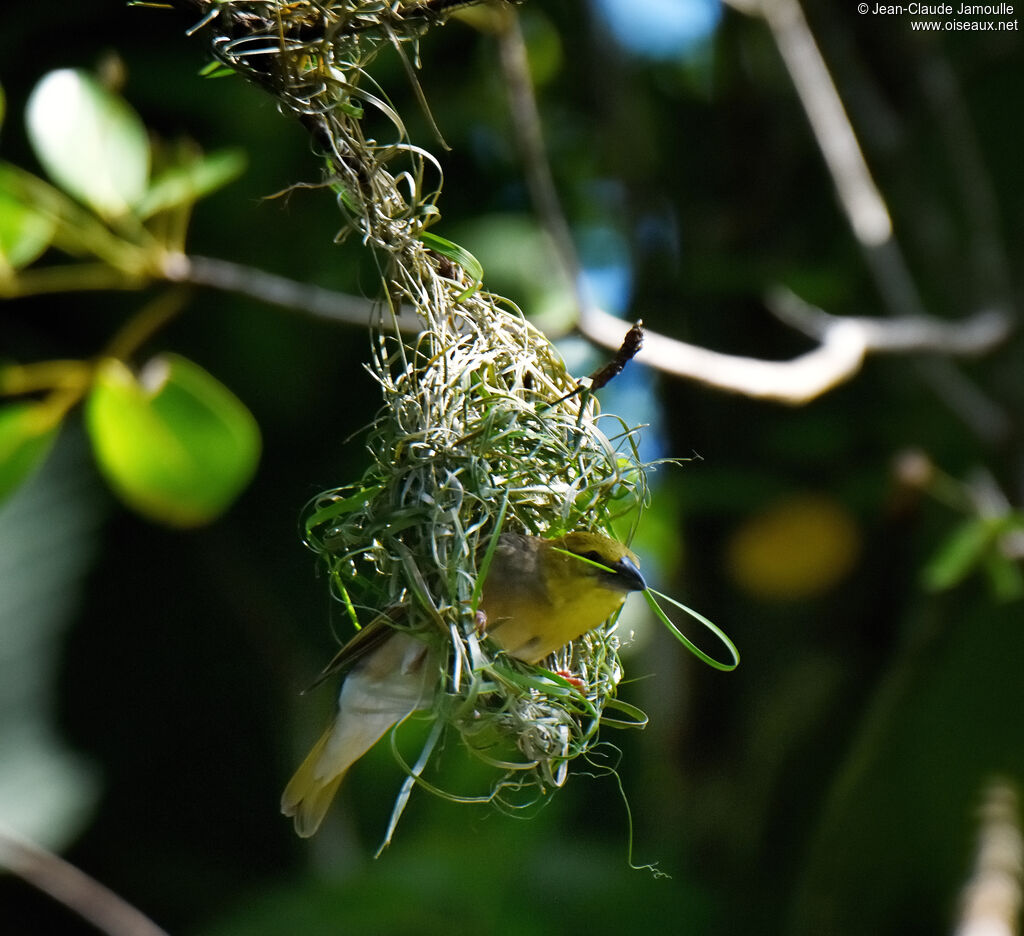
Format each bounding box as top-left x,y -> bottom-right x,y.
747,0 -> 926,320
494,9 -> 588,313
769,289 -> 1010,356
0,826 -> 171,936
163,252 -> 419,330
752,0 -> 893,249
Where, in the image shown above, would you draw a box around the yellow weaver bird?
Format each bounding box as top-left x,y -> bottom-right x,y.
281,530 -> 646,837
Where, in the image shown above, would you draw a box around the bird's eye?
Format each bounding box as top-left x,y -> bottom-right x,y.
582,551 -> 603,564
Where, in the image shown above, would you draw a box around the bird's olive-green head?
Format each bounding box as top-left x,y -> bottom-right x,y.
554,531 -> 646,594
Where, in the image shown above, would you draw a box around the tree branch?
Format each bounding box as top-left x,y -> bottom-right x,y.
165,250 -> 1007,405
164,252 -> 387,326
579,297 -> 1008,405
147,7 -> 1015,409
769,289 -> 1010,356
0,826 -> 170,936
494,3 -> 1011,405
954,779 -> 1023,936
730,0 -> 1015,433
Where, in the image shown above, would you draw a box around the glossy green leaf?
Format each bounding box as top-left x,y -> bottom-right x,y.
0,401 -> 61,506
0,186 -> 56,269
25,69 -> 149,219
136,148 -> 246,219
86,355 -> 260,526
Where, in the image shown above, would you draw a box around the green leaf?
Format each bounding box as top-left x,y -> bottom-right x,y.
0,401 -> 62,506
922,517 -> 994,592
25,69 -> 149,219
0,186 -> 56,269
136,148 -> 246,219
981,550 -> 1024,602
0,160 -> 77,220
86,355 -> 260,526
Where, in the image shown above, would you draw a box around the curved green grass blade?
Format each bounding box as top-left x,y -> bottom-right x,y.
643,587 -> 739,671
417,230 -> 483,301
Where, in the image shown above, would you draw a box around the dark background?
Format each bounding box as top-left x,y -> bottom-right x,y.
2,1 -> 1023,933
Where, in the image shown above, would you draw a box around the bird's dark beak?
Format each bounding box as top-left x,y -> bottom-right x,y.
615,556 -> 647,592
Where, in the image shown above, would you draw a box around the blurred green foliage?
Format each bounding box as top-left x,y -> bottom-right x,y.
1,2 -> 1022,935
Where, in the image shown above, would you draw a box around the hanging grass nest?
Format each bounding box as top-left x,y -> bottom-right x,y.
303,297 -> 651,810
190,0 -> 652,819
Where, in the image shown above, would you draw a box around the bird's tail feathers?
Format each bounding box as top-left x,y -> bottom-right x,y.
281,722 -> 346,838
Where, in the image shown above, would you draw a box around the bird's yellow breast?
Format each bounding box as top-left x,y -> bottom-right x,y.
480,532 -> 643,663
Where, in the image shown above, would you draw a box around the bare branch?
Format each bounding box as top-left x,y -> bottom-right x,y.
769,289 -> 1011,356
727,0 -> 1015,436
148,10 -> 1011,411
578,302 -> 867,404
749,0 -> 893,249
494,5 -> 1009,405
494,8 -> 588,311
735,0 -> 932,324
954,779 -> 1023,936
163,252 -> 389,326
168,248 -> 1006,405
579,295 -> 1009,405
582,300 -> 985,404
0,826 -> 170,936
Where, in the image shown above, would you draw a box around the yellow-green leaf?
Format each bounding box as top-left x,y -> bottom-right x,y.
136,148 -> 246,219
86,355 -> 260,526
0,401 -> 61,506
0,186 -> 56,270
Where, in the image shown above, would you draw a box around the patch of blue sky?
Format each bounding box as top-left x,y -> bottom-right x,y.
559,333 -> 667,466
577,223 -> 633,317
561,221 -> 667,466
593,0 -> 722,61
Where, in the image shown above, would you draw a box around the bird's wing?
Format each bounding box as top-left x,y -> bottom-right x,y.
282,629 -> 437,837
303,606 -> 407,693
